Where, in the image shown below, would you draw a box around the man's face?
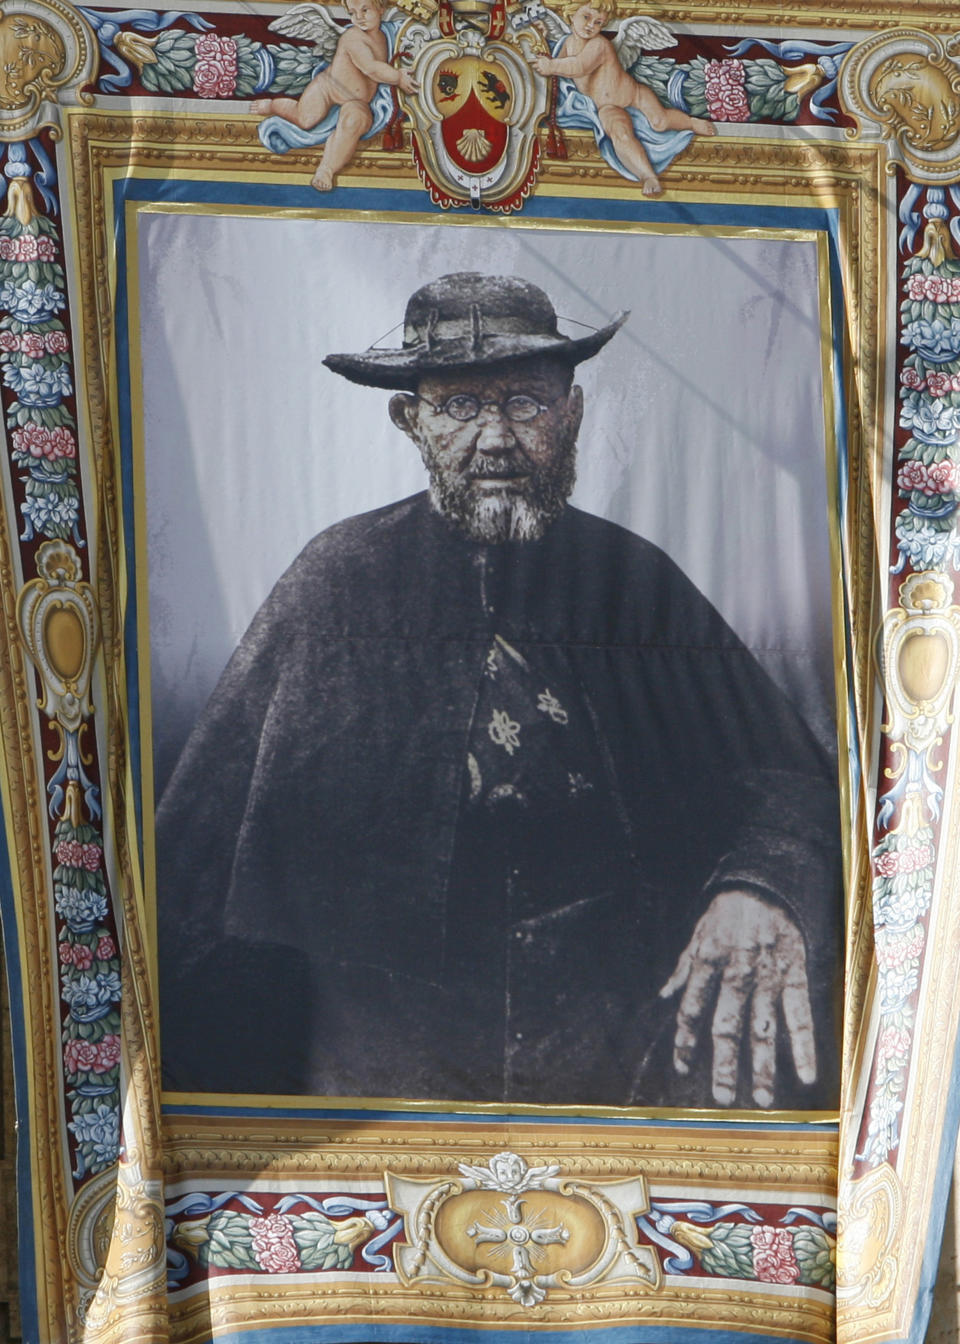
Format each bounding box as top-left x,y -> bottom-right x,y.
390,357 -> 583,543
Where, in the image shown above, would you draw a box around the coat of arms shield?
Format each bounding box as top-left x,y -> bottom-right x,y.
399,16 -> 548,212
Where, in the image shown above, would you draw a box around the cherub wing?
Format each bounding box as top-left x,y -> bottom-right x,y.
267,2 -> 343,63
508,0 -> 570,49
611,13 -> 677,70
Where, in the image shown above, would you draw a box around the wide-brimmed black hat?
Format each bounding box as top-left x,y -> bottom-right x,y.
322,272 -> 629,390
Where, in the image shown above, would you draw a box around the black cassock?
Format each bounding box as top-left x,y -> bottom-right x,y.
157,492 -> 842,1107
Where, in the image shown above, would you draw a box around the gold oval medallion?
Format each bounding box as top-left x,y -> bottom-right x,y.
897,628 -> 950,704
43,602 -> 85,682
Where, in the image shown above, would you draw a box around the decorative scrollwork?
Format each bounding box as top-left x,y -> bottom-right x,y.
840,30 -> 960,182
386,1150 -> 661,1306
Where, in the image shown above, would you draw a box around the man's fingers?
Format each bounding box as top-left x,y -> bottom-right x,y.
749,982 -> 778,1108
660,945 -> 693,1000
672,956 -> 718,1075
710,950 -> 753,1105
781,952 -> 817,1085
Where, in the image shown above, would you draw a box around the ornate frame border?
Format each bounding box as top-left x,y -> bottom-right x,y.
4,5 -> 960,1343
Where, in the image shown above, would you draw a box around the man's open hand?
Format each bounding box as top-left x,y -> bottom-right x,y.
659,889 -> 816,1108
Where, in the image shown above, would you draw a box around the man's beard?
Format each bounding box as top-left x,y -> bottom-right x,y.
423,442 -> 576,543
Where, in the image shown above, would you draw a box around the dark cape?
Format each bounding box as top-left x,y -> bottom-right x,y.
156,493 -> 842,1107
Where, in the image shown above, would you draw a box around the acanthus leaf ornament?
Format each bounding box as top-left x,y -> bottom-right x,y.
839,30 -> 960,183
0,0 -> 97,141
836,1164 -> 903,1312
385,1150 -> 661,1306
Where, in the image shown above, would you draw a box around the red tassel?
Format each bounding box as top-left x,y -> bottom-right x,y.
545,121 -> 567,159
382,90 -> 404,152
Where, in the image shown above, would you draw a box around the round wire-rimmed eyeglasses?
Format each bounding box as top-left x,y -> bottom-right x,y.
416,393 -> 563,423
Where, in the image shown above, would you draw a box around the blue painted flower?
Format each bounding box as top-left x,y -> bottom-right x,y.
0,279 -> 66,324
20,489 -> 80,538
859,1089 -> 903,1165
3,359 -> 72,406
68,1103 -> 120,1168
872,872 -> 932,930
899,393 -> 960,445
895,513 -> 960,570
902,316 -> 960,363
61,970 -> 121,1012
55,883 -> 108,933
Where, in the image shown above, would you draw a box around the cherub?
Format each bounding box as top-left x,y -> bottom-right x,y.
528,1 -> 715,195
251,0 -> 418,191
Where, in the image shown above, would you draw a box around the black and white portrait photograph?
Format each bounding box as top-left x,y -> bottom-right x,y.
138,215 -> 844,1111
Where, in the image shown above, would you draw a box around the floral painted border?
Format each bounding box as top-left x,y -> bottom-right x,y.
75,5 -> 851,129
638,1199 -> 836,1290
853,184 -> 960,1172
165,1187 -> 835,1297
0,135 -> 122,1184
166,1192 -> 402,1288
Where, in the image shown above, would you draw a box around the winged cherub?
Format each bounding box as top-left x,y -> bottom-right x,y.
251,0 -> 418,191
528,1 -> 715,195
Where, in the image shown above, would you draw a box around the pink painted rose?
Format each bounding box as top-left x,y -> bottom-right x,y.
0,331 -> 18,353
950,278 -> 960,302
897,460 -> 927,492
44,330 -> 69,354
704,59 -> 750,122
71,943 -> 94,971
194,30 -> 225,56
59,940 -> 74,964
93,1033 -> 121,1071
81,843 -> 102,871
913,841 -> 935,867
192,33 -> 238,98
56,838 -> 86,866
927,459 -> 958,492
64,1038 -> 99,1074
875,849 -> 899,877
905,926 -> 924,957
35,236 -> 56,261
750,1225 -> 800,1285
877,931 -> 910,971
0,237 -> 14,260
13,424 -> 52,459
97,935 -> 116,960
47,427 -> 76,460
900,366 -> 924,389
907,274 -> 927,300
877,1024 -> 912,1068
926,371 -> 952,397
20,332 -> 44,359
251,1213 -> 301,1273
15,234 -> 39,262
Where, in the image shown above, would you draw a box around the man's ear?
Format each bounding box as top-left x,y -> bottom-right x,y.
567,383 -> 584,437
389,392 -> 420,439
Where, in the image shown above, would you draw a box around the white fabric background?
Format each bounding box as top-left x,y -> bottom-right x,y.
138,215 -> 836,797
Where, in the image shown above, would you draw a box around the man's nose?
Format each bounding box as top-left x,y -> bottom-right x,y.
474,404 -> 517,452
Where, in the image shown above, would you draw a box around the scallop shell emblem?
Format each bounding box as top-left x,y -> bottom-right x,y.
457,127 -> 492,161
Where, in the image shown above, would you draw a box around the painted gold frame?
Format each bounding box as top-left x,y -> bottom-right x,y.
4,6 -> 960,1343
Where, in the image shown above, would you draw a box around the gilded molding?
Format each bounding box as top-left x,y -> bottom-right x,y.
49,103 -> 884,1344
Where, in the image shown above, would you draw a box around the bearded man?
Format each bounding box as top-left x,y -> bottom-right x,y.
157,272 -> 842,1110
